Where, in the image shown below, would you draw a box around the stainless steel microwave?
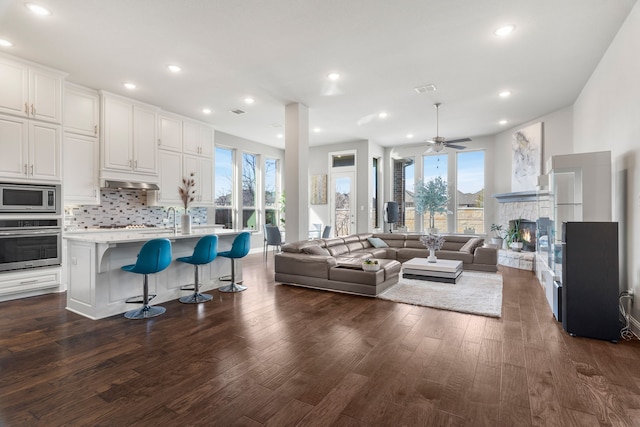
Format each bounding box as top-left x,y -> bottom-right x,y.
0,183 -> 60,213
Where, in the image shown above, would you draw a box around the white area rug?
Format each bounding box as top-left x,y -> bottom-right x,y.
378,271 -> 503,318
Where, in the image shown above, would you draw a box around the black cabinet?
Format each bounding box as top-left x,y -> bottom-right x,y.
562,222 -> 619,341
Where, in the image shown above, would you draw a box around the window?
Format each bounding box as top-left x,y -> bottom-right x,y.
242,153 -> 257,229
422,154 -> 448,231
215,147 -> 233,228
265,158 -> 279,226
456,151 -> 485,233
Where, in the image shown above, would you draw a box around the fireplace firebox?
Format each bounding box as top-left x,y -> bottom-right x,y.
509,219 -> 537,252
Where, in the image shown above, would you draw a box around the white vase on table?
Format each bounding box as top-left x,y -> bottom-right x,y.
181,214 -> 192,235
428,248 -> 437,263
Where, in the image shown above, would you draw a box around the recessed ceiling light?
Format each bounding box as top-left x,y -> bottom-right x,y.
494,25 -> 515,37
414,84 -> 437,94
244,97 -> 255,104
167,64 -> 181,73
276,133 -> 283,139
406,133 -> 414,139
202,108 -> 211,114
123,82 -> 136,90
313,128 -> 321,133
378,112 -> 388,119
0,39 -> 12,47
327,72 -> 340,81
25,3 -> 51,16
499,119 -> 508,125
499,90 -> 511,98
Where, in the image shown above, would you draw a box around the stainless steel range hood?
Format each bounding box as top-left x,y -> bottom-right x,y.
103,180 -> 160,191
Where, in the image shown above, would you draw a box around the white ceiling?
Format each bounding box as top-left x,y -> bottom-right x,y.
0,0 -> 636,149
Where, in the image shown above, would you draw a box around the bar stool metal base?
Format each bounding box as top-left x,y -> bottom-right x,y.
218,283 -> 247,293
124,305 -> 166,319
179,292 -> 213,303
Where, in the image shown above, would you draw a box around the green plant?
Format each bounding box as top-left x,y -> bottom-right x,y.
490,224 -> 504,238
363,258 -> 379,265
279,192 -> 286,226
506,219 -> 523,246
414,176 -> 450,229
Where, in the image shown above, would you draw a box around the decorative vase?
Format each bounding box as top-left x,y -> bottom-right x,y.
510,242 -> 523,252
362,263 -> 380,272
428,248 -> 437,263
181,214 -> 192,235
491,237 -> 503,248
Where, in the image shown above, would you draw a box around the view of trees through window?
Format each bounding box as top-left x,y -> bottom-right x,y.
214,147 -> 233,228
422,154 -> 448,231
242,153 -> 257,229
456,150 -> 485,233
394,150 -> 485,233
265,158 -> 278,226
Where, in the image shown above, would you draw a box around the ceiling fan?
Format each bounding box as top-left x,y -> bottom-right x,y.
424,103 -> 472,153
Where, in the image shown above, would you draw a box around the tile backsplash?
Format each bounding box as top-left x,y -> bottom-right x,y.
65,189 -> 207,229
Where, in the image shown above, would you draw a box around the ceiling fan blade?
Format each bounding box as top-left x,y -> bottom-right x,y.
446,144 -> 467,150
446,137 -> 472,144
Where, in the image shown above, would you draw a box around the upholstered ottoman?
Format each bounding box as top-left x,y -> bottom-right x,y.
328,258 -> 401,296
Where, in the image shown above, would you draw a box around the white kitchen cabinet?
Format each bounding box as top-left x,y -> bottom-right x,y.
0,55 -> 64,123
0,114 -> 61,182
0,266 -> 62,302
64,83 -> 99,137
63,133 -> 99,204
158,113 -> 182,152
101,92 -> 158,180
157,149 -> 183,205
183,154 -> 214,206
183,120 -> 213,156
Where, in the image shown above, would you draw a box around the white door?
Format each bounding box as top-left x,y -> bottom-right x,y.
330,171 -> 356,237
63,133 -> 99,204
30,121 -> 61,181
0,115 -> 28,179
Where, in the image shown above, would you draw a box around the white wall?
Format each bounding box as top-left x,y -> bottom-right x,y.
572,2 -> 640,322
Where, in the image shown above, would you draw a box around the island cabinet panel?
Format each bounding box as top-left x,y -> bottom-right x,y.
64,229 -> 242,319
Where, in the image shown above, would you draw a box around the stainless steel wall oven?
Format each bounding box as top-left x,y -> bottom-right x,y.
0,218 -> 62,272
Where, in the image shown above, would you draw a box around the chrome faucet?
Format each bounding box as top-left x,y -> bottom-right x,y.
166,207 -> 177,234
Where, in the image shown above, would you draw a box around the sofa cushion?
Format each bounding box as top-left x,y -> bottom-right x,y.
324,238 -> 350,256
303,245 -> 331,256
282,239 -> 325,253
367,237 -> 388,248
374,233 -> 405,248
459,237 -> 484,254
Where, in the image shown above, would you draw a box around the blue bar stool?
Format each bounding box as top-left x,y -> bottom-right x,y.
121,238 -> 172,319
218,232 -> 251,293
177,235 -> 218,303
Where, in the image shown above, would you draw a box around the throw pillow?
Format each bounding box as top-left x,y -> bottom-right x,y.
367,237 -> 389,248
302,246 -> 331,256
460,237 -> 483,254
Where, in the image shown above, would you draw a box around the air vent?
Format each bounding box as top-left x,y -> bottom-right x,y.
230,109 -> 246,115
414,84 -> 437,94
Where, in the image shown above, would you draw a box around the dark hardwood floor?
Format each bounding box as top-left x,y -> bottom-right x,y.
1,253 -> 640,426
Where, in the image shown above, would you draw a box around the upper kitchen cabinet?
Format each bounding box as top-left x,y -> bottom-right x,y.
183,154 -> 214,206
0,54 -> 65,124
101,92 -> 159,182
183,119 -> 214,157
63,133 -> 99,205
64,83 -> 99,137
0,115 -> 61,183
158,113 -> 182,152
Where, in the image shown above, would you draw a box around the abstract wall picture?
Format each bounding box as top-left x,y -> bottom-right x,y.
511,122 -> 543,191
310,174 -> 327,204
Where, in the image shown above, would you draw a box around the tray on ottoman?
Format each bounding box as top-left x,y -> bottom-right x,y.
402,258 -> 463,284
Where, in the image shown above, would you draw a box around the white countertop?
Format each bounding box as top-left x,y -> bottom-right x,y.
64,227 -> 246,244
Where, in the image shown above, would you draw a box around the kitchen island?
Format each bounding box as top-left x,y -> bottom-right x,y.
64,228 -> 246,319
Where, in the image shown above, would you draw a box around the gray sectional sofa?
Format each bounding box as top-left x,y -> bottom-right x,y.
274,233 -> 498,296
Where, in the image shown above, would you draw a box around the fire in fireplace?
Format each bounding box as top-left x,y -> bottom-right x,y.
509,219 -> 537,252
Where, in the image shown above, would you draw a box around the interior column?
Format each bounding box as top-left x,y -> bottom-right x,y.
284,102 -> 309,243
